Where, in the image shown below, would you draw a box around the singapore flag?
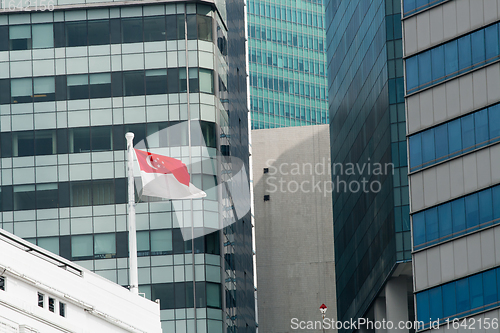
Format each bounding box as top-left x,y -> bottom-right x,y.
134,149 -> 206,200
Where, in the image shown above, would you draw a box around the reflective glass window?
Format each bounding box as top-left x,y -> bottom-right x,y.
66,21 -> 87,47
33,77 -> 55,102
36,183 -> 58,209
150,230 -> 172,254
122,18 -> 143,43
70,127 -> 91,153
32,24 -> 53,48
197,15 -> 212,42
123,71 -> 144,96
11,78 -> 32,103
94,233 -> 116,258
9,25 -> 31,50
144,16 -> 165,42
152,284 -> 174,310
71,234 -> 93,259
34,130 -> 55,156
92,180 -> 114,205
88,20 -> 110,45
67,75 -> 89,100
206,282 -> 221,308
13,131 -> 34,157
471,29 -> 486,67
145,69 -> 167,95
89,73 -> 111,99
165,15 -> 178,41
37,237 -> 59,255
91,126 -> 112,151
199,68 -> 214,94
442,282 -> 456,318
13,185 -> 36,210
465,194 -> 479,229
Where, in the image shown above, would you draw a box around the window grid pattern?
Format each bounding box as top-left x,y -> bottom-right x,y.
408,103 -> 500,173
416,267 -> 500,329
412,185 -> 500,251
0,3 -> 237,331
386,8 -> 411,262
247,0 -> 328,129
405,22 -> 500,94
402,0 -> 449,18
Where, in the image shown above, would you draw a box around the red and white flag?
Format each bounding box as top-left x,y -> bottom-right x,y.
134,149 -> 206,200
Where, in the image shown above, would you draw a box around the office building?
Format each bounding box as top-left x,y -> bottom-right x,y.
403,0 -> 500,331
252,124 -> 336,332
247,0 -> 329,129
0,0 -> 255,332
0,228 -> 161,333
326,0 -> 412,331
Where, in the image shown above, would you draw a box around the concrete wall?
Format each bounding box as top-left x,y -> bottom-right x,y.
252,124 -> 336,333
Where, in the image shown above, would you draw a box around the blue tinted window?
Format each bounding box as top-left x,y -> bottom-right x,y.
407,23 -> 500,94
431,45 -> 445,83
425,207 -> 439,244
409,134 -> 422,170
465,194 -> 479,229
406,56 -> 418,91
493,186 -> 500,220
456,278 -> 469,314
413,212 -> 426,247
461,114 -> 475,153
452,198 -> 466,233
429,287 -> 443,321
489,104 -> 500,139
442,282 -> 456,318
421,129 -> 435,166
416,291 -> 430,323
448,118 -> 462,156
438,202 -> 452,240
485,24 -> 499,60
403,0 -> 416,15
469,274 -> 483,309
478,189 -> 493,224
471,30 -> 486,66
458,35 -> 472,72
444,40 -> 458,77
418,51 -> 432,89
434,124 -> 448,162
483,269 -> 497,306
474,108 -> 489,146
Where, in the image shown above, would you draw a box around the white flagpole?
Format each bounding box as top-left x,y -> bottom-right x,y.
125,132 -> 139,294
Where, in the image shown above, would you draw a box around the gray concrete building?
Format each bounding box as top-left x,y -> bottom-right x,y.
403,0 -> 500,331
252,124 -> 336,333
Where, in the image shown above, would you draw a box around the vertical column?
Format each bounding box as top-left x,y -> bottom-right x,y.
385,277 -> 409,333
374,297 -> 387,333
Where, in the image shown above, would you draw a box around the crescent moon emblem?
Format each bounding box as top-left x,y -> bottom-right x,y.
146,156 -> 159,170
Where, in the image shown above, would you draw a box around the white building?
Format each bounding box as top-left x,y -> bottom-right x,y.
0,228 -> 161,333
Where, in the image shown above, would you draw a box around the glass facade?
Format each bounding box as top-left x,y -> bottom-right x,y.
0,2 -> 255,333
326,0 -> 410,329
416,267 -> 500,328
404,1 -> 500,333
402,0 -> 449,17
406,22 -> 500,94
408,103 -> 500,172
247,0 -> 328,128
412,184 -> 500,250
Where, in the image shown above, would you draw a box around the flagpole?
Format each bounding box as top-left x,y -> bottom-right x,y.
126,132 -> 139,294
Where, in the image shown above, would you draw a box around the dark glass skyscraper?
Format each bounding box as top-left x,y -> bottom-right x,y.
326,0 -> 411,330
247,0 -> 329,129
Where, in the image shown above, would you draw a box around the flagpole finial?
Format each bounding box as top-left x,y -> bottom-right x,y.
125,132 -> 134,143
